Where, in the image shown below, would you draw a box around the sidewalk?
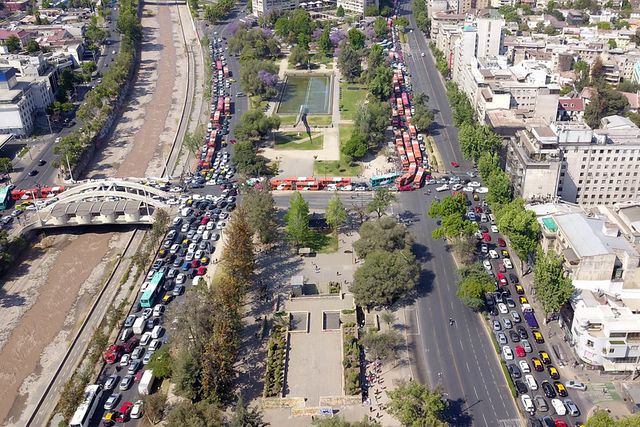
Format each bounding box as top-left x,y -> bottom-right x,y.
506,241 -> 633,417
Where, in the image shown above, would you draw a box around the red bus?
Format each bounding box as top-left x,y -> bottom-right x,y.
223,66 -> 230,78
212,110 -> 221,124
216,97 -> 224,112
216,60 -> 223,71
412,167 -> 426,189
401,92 -> 409,108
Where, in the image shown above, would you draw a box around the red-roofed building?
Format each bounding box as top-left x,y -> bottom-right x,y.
558,97 -> 585,121
621,91 -> 639,112
0,29 -> 32,49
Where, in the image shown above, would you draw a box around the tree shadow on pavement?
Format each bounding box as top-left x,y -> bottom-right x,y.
0,287 -> 27,308
442,397 -> 473,426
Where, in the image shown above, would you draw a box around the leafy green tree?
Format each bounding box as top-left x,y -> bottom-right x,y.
445,81 -> 475,126
228,394 -> 268,427
172,347 -> 202,400
81,61 -> 97,81
337,43 -> 362,82
486,169 -> 512,206
432,213 -> 477,240
364,5 -> 379,16
369,66 -> 393,100
354,99 -> 390,148
232,140 -> 270,176
428,193 -> 466,218
220,205 -> 255,288
387,381 -> 448,427
146,346 -> 172,378
584,88 -> 629,129
608,39 -> 617,49
348,28 -> 365,49
326,192 -> 348,232
289,44 -> 310,68
235,108 -> 280,141
243,183 -> 278,244
336,5 -> 345,17
496,199 -> 540,267
4,35 -> 20,53
342,131 -> 368,158
144,391 -> 167,424
25,39 -> 40,53
573,59 -> 590,91
367,44 -> 385,73
351,249 -> 420,307
366,188 -> 397,218
373,17 -> 388,40
360,330 -> 403,361
239,59 -> 279,98
166,401 -> 224,427
585,410 -> 640,427
458,123 -> 501,162
85,16 -> 107,47
318,28 -> 332,57
533,249 -> 573,316
353,216 -> 412,258
274,9 -> 314,43
0,157 -> 13,176
395,16 -> 409,30
457,264 -> 495,311
284,191 -> 312,247
477,151 -> 499,181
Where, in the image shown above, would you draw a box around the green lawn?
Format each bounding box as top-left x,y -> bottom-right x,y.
307,115 -> 332,126
274,132 -> 324,150
276,114 -> 297,126
313,231 -> 339,254
250,95 -> 268,110
339,83 -> 367,121
313,124 -> 362,176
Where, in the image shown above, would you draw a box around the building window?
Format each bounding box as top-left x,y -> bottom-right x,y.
587,340 -> 594,348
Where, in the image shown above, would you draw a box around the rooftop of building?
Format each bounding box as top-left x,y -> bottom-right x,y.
574,291 -> 640,331
554,212 -> 639,258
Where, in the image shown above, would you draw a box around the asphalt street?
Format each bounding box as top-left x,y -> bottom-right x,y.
400,0 -> 471,173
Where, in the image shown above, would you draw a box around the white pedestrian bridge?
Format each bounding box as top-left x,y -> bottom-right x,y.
18,178 -> 179,233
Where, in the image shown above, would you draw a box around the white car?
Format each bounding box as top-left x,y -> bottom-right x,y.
435,184 -> 449,192
525,374 -> 538,390
119,353 -> 131,367
565,380 -> 587,391
131,400 -> 144,419
176,273 -> 186,285
169,244 -> 180,254
491,225 -> 499,233
502,345 -> 514,360
521,394 -> 535,414
206,221 -> 215,230
503,258 -> 513,269
489,250 -> 499,259
140,281 -> 151,293
216,221 -> 226,229
497,303 -> 508,314
468,181 -> 481,187
475,186 -> 489,193
483,259 -> 492,271
551,398 -> 567,416
519,360 -> 531,373
481,244 -> 488,254
149,339 -> 162,352
152,304 -> 165,317
462,186 -> 474,192
451,183 -> 463,191
140,332 -> 152,346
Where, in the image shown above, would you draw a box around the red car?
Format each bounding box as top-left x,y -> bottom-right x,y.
451,161 -> 460,167
554,420 -> 568,427
230,139 -> 237,145
115,402 -> 133,423
200,216 -> 210,225
196,266 -> 207,276
397,185 -> 414,192
482,233 -> 491,242
474,206 -> 483,214
497,272 -> 508,286
515,345 -> 525,357
498,238 -> 506,247
190,259 -> 200,268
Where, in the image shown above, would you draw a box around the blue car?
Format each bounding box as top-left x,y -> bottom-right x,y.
181,262 -> 191,271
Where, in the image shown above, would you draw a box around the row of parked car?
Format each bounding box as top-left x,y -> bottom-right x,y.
461,191 -> 586,427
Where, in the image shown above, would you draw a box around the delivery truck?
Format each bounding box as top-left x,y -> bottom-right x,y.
138,370 -> 155,395
132,317 -> 145,335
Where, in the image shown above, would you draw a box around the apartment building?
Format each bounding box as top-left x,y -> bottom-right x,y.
0,67 -> 37,135
251,0 -> 339,16
337,0 -> 377,13
534,206 -> 640,372
507,117 -> 640,206
428,0 -> 448,18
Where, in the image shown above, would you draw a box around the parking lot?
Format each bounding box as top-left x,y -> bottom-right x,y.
431,178 -> 588,427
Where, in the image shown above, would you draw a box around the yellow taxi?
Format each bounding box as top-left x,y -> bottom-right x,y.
519,296 -> 528,304
162,294 -> 173,304
531,357 -> 543,371
553,381 -> 568,397
533,330 -> 544,343
539,351 -> 551,364
185,199 -> 194,206
547,365 -> 560,379
182,238 -> 190,246
201,256 -> 210,265
515,285 -> 525,295
102,411 -> 115,426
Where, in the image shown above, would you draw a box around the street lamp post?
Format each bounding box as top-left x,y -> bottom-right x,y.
66,155 -> 75,182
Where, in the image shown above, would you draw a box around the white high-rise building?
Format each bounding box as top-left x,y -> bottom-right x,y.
476,17 -> 504,59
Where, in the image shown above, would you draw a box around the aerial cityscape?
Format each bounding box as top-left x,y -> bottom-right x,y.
0,0 -> 640,426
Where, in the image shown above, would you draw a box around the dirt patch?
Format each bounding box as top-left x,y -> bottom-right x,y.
0,232 -> 113,424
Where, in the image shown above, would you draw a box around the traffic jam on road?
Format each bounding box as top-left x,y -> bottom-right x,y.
432,183 -> 587,427
78,36 -> 239,427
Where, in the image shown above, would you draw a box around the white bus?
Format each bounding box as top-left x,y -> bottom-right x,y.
69,384 -> 102,427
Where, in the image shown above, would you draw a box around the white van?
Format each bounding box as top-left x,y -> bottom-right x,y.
436,184 -> 449,192
551,398 -> 567,416
151,325 -> 164,339
489,213 -> 496,225
202,230 -> 211,241
525,374 -> 538,390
